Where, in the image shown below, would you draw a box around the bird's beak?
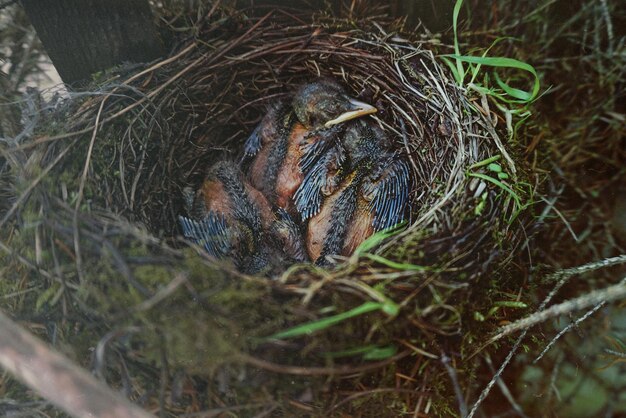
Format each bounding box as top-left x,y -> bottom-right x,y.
324,98 -> 377,128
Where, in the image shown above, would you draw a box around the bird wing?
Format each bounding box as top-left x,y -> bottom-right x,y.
368,156 -> 412,231
242,103 -> 287,162
179,212 -> 231,258
294,141 -> 346,220
298,125 -> 343,174
242,122 -> 263,160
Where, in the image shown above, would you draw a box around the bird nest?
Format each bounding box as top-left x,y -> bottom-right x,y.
1,4 -> 533,415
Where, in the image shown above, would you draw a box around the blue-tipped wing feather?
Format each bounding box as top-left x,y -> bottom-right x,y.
242,123 -> 263,160
179,212 -> 231,258
294,157 -> 328,220
298,125 -> 342,174
299,136 -> 329,174
294,143 -> 345,220
369,157 -> 411,231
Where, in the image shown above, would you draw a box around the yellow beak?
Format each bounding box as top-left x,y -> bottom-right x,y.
324,98 -> 377,128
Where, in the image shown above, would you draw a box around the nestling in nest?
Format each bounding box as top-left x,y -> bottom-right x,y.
179,78 -> 412,273
159,11 -> 526,278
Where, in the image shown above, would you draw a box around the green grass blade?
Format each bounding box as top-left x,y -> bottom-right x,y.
494,72 -> 531,101
468,172 -> 522,208
452,0 -> 465,82
365,253 -> 430,272
468,36 -> 514,85
440,56 -> 463,84
493,301 -> 528,309
266,301 -> 386,340
324,345 -> 379,358
324,344 -> 397,360
444,54 -> 540,102
469,154 -> 502,170
353,221 -> 406,256
362,345 -> 398,360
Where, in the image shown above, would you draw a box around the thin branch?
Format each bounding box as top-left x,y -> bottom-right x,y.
493,278 -> 626,342
467,256 -> 626,417
467,279 -> 626,417
0,310 -> 153,418
441,352 -> 467,417
484,355 -> 529,418
239,350 -> 410,376
533,301 -> 606,363
467,330 -> 527,418
543,255 -> 626,283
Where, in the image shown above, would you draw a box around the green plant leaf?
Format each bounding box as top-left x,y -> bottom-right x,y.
365,253 -> 430,272
444,54 -> 540,103
353,221 -> 406,256
440,56 -> 464,84
324,344 -> 398,360
363,345 -> 398,360
493,300 -> 527,309
324,344 -> 379,358
469,154 -> 501,169
266,301 -> 389,340
467,172 -> 522,208
452,0 -> 465,82
35,283 -> 60,311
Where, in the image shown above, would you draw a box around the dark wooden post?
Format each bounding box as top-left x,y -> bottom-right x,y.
21,0 -> 164,85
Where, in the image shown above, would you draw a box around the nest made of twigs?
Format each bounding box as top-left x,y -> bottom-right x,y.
1,4 -> 534,416
58,7 -> 525,275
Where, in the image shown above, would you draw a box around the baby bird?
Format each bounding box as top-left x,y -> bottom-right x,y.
296,120 -> 412,263
242,78 -> 377,215
179,161 -> 306,274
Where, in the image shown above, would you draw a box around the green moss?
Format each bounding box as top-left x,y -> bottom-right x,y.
143,308 -> 239,373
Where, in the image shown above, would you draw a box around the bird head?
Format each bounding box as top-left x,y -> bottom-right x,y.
292,78 -> 377,129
